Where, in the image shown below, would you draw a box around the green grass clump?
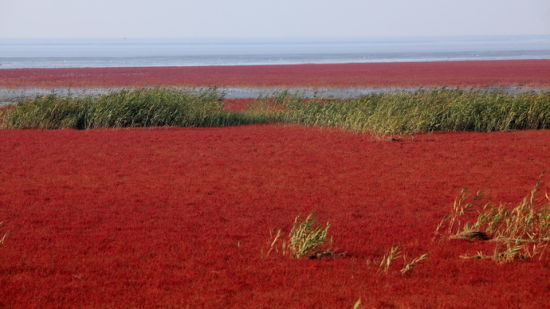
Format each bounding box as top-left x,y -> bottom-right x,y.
4,95 -> 88,129
267,212 -> 334,259
246,89 -> 550,135
3,88 -> 263,129
288,213 -> 331,258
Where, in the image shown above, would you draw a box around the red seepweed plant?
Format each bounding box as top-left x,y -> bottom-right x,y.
1,127 -> 549,308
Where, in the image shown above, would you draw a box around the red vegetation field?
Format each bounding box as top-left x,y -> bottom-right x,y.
223,99 -> 255,111
1,60 -> 550,88
1,126 -> 549,308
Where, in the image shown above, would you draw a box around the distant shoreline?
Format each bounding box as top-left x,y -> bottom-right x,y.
2,35 -> 549,68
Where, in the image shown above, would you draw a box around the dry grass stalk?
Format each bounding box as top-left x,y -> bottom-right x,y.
265,229 -> 282,257
378,246 -> 401,273
460,243 -> 547,263
460,251 -> 486,260
0,222 -> 6,247
401,253 -> 429,275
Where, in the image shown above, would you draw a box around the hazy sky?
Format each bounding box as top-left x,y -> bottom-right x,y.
1,0 -> 549,39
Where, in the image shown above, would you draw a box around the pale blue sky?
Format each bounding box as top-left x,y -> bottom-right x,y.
1,0 -> 549,39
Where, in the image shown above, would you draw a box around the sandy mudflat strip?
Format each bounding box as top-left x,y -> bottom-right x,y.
1,60 -> 550,88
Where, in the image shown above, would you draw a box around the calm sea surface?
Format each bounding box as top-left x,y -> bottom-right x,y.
1,36 -> 549,68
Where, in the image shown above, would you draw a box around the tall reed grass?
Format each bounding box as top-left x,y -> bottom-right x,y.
3,88 -> 549,134
3,88 -> 262,129
246,89 -> 550,135
0,107 -> 9,128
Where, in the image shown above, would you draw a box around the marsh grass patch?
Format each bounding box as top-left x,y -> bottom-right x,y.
435,176 -> 550,263
3,88 -> 267,129
4,88 -> 550,135
245,89 -> 550,135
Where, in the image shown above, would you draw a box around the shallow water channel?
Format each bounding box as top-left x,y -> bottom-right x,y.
0,85 -> 543,106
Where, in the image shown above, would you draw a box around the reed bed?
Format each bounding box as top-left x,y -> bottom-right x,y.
246,89 -> 550,135
3,88 -> 550,134
2,88 -> 262,129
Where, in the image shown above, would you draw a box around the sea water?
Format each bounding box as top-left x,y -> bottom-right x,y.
1,36 -> 549,69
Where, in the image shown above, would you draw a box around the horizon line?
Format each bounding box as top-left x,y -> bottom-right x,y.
1,34 -> 550,42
